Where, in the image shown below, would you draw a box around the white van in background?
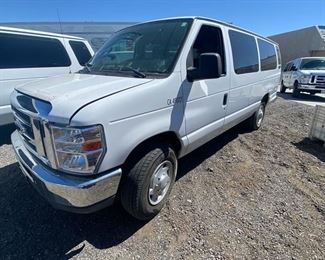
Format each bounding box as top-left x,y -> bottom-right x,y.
0,26 -> 94,126
281,57 -> 325,97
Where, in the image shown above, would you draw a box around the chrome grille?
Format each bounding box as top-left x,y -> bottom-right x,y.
11,92 -> 55,167
316,75 -> 325,84
12,106 -> 37,152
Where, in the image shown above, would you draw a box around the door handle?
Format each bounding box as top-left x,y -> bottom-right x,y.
223,93 -> 228,106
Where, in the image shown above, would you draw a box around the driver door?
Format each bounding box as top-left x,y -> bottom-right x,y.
182,23 -> 230,153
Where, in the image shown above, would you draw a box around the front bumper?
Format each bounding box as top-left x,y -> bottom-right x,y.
11,130 -> 122,213
298,83 -> 325,91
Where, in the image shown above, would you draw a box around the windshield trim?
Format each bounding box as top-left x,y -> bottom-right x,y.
87,18 -> 194,79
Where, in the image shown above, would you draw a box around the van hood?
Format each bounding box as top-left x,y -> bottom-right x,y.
16,73 -> 154,123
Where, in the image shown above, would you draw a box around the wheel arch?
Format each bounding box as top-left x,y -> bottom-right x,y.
262,93 -> 269,105
122,131 -> 183,170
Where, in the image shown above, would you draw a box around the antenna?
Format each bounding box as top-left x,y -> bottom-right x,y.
56,9 -> 71,73
56,8 -> 64,35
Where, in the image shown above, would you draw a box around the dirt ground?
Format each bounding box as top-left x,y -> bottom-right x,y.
0,97 -> 324,259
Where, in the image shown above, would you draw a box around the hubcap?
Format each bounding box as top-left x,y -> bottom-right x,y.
148,160 -> 173,205
256,106 -> 264,127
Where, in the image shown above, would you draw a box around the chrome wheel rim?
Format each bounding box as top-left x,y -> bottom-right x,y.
148,160 -> 173,205
256,105 -> 264,127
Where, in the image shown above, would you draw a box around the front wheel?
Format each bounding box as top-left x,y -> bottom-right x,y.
292,81 -> 300,98
120,145 -> 177,220
248,102 -> 266,131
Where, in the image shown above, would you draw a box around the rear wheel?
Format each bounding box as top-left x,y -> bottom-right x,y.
292,81 -> 300,98
121,145 -> 177,220
280,81 -> 287,93
248,102 -> 266,131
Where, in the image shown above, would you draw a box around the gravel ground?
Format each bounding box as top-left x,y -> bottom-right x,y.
0,97 -> 324,260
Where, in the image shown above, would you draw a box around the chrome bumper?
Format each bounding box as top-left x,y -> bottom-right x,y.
11,130 -> 122,213
298,83 -> 325,91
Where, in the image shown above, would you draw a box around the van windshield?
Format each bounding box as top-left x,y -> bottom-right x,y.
300,58 -> 325,70
85,19 -> 193,77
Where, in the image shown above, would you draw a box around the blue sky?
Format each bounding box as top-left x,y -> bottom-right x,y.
0,0 -> 324,36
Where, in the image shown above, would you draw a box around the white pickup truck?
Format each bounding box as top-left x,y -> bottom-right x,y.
11,17 -> 281,220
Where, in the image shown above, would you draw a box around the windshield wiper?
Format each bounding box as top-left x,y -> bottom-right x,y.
119,66 -> 146,78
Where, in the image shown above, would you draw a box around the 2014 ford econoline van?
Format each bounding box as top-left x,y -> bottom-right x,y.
11,17 -> 281,220
0,26 -> 94,126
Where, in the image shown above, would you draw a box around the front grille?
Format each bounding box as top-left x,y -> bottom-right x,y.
12,92 -> 55,167
12,106 -> 37,152
316,75 -> 325,84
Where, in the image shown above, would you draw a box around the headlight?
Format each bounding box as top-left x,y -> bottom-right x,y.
299,75 -> 311,84
51,125 -> 105,174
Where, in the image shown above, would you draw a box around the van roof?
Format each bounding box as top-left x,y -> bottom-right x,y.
129,16 -> 278,45
0,26 -> 85,40
195,16 -> 278,45
300,57 -> 325,59
287,57 -> 325,63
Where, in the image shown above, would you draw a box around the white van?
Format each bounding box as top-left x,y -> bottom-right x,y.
281,57 -> 325,97
11,17 -> 281,220
0,26 -> 94,126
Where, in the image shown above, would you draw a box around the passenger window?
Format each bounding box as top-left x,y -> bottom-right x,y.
257,39 -> 277,71
188,25 -> 226,74
229,30 -> 259,74
69,41 -> 92,66
0,33 -> 71,69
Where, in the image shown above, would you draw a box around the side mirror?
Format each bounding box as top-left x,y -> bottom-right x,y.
187,53 -> 222,82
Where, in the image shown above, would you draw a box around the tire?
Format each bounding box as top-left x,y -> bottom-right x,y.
120,145 -> 177,220
280,81 -> 287,93
248,102 -> 266,131
292,81 -> 300,98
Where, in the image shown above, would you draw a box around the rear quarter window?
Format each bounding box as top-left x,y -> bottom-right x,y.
258,39 -> 277,71
69,40 -> 92,66
0,33 -> 71,69
229,30 -> 259,74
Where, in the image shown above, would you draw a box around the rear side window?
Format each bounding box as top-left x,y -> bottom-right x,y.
0,33 -> 71,69
229,30 -> 259,74
69,41 -> 92,66
257,39 -> 277,71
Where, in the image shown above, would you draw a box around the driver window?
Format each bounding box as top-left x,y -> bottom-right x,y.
187,25 -> 226,74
